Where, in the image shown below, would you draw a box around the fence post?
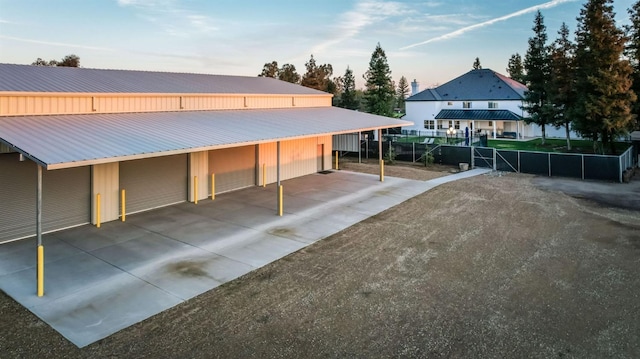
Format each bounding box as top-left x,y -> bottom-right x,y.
517,151 -> 521,173
548,153 -> 551,177
582,154 -> 585,180
412,142 -> 415,163
619,153 -> 623,183
470,146 -> 474,169
492,148 -> 497,171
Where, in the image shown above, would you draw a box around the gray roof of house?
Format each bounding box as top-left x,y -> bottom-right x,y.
0,107 -> 411,169
407,69 -> 527,102
0,63 -> 326,95
435,109 -> 523,121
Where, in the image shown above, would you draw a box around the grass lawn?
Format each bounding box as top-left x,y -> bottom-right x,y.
487,138 -> 628,154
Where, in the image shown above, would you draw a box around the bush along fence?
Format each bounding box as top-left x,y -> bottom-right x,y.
353,141 -> 636,183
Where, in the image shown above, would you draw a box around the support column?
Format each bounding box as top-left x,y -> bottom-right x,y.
358,131 -> 362,163
36,165 -> 44,297
493,121 -> 497,139
378,129 -> 384,182
277,141 -> 283,216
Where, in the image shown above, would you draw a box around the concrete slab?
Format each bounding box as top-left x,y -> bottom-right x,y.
0,168 -> 491,347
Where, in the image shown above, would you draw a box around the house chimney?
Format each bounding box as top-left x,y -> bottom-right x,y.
411,79 -> 419,95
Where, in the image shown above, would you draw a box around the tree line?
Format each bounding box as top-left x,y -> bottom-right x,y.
258,43 -> 409,118
506,0 -> 639,154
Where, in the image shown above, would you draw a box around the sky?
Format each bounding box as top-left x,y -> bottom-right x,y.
0,0 -> 637,89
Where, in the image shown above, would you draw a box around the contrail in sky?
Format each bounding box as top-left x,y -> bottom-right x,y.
400,0 -> 578,50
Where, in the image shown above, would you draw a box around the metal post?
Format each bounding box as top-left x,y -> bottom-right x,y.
582,154 -> 585,180
358,131 -> 362,163
413,142 -> 416,163
121,189 -> 126,222
277,141 -> 282,215
492,148 -> 497,171
211,173 -> 216,200
378,129 -> 384,182
36,165 -> 44,297
548,153 -> 551,177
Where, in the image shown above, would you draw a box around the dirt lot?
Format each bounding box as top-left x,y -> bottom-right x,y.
2,161 -> 639,358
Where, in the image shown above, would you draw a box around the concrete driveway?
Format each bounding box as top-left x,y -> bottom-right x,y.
0,169 -> 488,347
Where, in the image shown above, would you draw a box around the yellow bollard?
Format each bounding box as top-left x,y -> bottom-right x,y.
121,189 -> 126,222
262,163 -> 266,188
335,151 -> 339,170
380,159 -> 385,182
37,245 -> 44,297
278,185 -> 283,216
194,176 -> 198,204
211,173 -> 215,200
96,193 -> 101,228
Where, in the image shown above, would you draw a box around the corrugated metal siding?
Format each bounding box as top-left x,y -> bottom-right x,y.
294,96 -> 332,107
188,151 -> 209,201
0,153 -> 90,243
333,134 -> 360,151
209,146 -> 256,193
119,155 -> 188,214
0,107 -> 411,170
258,136 -> 331,184
0,63 -> 328,95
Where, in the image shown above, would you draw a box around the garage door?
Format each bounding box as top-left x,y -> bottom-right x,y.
120,154 -> 188,214
209,146 -> 256,193
0,153 -> 90,243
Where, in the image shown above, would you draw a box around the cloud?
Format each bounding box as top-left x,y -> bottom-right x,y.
116,0 -> 218,36
0,35 -> 115,52
308,0 -> 412,55
400,0 -> 579,50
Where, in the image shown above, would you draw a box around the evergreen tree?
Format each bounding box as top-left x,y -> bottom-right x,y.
548,23 -> 575,150
472,57 -> 482,70
522,10 -> 551,144
339,67 -> 359,110
278,63 -> 300,84
396,76 -> 410,113
506,53 -> 525,83
572,0 -> 635,153
625,1 -> 640,130
363,43 -> 395,116
301,55 -> 333,92
258,61 -> 279,78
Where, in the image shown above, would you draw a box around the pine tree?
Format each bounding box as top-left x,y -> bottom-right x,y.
506,53 -> 525,83
522,10 -> 551,144
472,57 -> 482,70
572,0 -> 635,154
625,1 -> 640,130
363,43 -> 395,117
548,23 -> 575,150
396,76 -> 410,113
339,67 -> 359,110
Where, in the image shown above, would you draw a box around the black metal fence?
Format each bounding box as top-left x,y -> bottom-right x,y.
353,141 -> 635,183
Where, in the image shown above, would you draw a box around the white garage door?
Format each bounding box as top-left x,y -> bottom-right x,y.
0,153 -> 90,243
209,146 -> 256,194
120,154 -> 188,214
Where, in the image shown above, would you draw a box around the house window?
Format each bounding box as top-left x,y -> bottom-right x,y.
447,102 -> 453,106
463,101 -> 472,108
488,101 -> 498,109
437,122 -> 444,129
488,121 -> 493,126
423,120 -> 435,130
449,121 -> 460,130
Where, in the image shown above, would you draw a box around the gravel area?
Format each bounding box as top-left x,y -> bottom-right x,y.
1,163 -> 639,358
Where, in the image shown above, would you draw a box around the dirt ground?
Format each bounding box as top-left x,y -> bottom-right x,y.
2,161 -> 639,358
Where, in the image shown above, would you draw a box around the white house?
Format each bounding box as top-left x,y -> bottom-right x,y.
403,68 -> 571,140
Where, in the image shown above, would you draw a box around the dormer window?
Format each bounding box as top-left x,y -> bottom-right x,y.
488,101 -> 498,109
463,101 -> 472,109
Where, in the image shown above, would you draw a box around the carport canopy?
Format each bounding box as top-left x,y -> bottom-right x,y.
0,107 -> 411,170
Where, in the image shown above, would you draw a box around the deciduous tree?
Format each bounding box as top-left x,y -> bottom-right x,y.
472,57 -> 482,70
258,61 -> 279,78
278,63 -> 300,84
301,55 -> 333,92
31,54 -> 80,67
